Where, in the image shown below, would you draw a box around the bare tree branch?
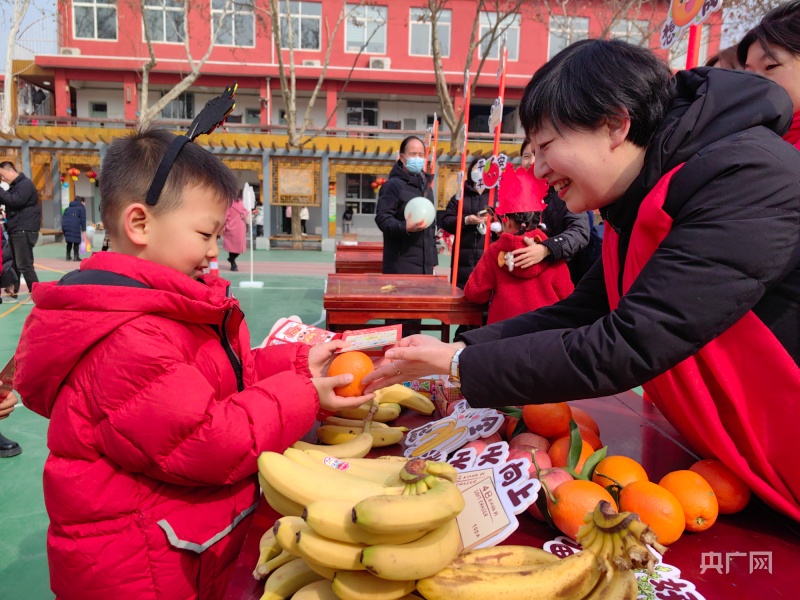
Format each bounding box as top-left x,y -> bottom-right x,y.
2,0 -> 32,134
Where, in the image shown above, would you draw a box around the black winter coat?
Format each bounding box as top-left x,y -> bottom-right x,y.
457,67 -> 800,406
61,200 -> 87,244
375,161 -> 437,275
0,173 -> 41,233
439,182 -> 489,288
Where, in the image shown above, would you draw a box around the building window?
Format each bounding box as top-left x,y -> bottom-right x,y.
143,0 -> 185,44
345,5 -> 387,54
161,92 -> 193,120
74,0 -> 117,40
669,24 -> 710,70
245,108 -> 260,124
409,8 -> 450,57
212,0 -> 255,47
90,102 -> 108,117
279,1 -> 321,50
426,114 -> 441,128
345,173 -> 378,214
347,100 -> 378,127
610,19 -> 650,46
548,16 -> 589,59
479,12 -> 520,61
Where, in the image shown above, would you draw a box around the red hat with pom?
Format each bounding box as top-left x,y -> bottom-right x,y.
496,165 -> 549,215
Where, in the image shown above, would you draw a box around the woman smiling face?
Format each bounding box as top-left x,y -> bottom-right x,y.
745,42 -> 800,112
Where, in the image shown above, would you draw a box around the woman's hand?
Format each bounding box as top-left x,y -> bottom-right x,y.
0,391 -> 18,420
362,340 -> 465,393
512,237 -> 550,269
312,374 -> 375,412
308,339 -> 350,378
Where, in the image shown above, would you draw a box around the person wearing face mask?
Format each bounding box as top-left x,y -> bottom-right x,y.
438,157 -> 491,289
375,135 -> 437,276
738,1 -> 800,150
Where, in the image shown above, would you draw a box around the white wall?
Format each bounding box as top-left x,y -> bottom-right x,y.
270,97 -> 328,131
75,89 -> 125,120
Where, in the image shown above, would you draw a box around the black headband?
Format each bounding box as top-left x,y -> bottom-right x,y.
145,81 -> 238,206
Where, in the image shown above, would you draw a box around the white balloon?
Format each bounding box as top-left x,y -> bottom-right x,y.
403,196 -> 435,229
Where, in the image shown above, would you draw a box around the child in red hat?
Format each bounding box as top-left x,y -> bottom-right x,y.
464,165 -> 574,323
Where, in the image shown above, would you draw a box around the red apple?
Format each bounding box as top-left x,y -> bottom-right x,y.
483,432 -> 503,444
527,467 -> 574,521
507,447 -> 551,478
461,439 -> 487,455
509,432 -> 551,453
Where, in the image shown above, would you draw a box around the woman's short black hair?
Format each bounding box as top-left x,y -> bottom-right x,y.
737,1 -> 800,66
399,135 -> 424,154
519,39 -> 674,148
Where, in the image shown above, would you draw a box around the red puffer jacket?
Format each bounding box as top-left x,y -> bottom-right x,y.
14,252 -> 319,600
464,229 -> 574,324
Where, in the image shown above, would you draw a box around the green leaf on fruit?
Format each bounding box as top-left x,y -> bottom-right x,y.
496,406 -> 523,418
581,446 -> 608,480
566,419 -> 581,470
511,418 -> 528,438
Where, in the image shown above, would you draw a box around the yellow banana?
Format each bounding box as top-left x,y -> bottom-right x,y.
273,516 -> 308,556
253,528 -> 283,579
284,448 -> 401,486
360,519 -> 462,581
291,579 -> 339,600
353,479 -> 465,535
332,570 -> 416,600
416,549 -> 602,600
258,451 -> 394,506
295,528 -> 367,571
325,415 -> 390,428
583,568 -> 638,600
316,424 -> 406,448
293,433 -> 373,458
302,557 -> 337,580
450,545 -> 558,568
260,556 -> 323,600
303,499 -> 427,545
253,550 -> 296,580
337,402 -> 402,422
258,474 -> 304,517
376,384 -> 435,415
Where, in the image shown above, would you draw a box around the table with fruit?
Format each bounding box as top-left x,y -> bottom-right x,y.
225,353 -> 800,600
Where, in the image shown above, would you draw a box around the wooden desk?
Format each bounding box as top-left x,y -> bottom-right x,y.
324,273 -> 484,341
225,392 -> 800,600
334,248 -> 383,274
335,241 -> 383,252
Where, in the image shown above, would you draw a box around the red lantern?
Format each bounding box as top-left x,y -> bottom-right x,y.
68,167 -> 80,181
86,170 -> 97,183
370,181 -> 379,190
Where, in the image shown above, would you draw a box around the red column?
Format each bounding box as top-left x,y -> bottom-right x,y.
123,72 -> 138,122
54,69 -> 69,118
326,82 -> 338,130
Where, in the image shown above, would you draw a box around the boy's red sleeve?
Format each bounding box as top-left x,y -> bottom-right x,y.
88,322 -> 319,488
252,342 -> 312,380
464,251 -> 496,305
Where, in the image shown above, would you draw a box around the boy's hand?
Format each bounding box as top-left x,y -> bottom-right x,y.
0,391 -> 18,420
308,339 -> 349,378
312,374 -> 375,412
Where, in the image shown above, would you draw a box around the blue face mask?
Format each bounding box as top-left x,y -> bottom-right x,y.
404,156 -> 425,174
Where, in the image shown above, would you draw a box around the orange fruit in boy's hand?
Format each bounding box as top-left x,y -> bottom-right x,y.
659,470 -> 719,532
548,437 -> 593,473
547,480 -> 616,540
618,481 -> 685,545
327,351 -> 374,397
592,455 -> 649,489
569,405 -> 601,436
522,403 -> 572,438
689,459 -> 751,514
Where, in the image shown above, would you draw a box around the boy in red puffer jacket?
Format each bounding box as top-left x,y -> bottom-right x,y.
464,166 -> 573,324
13,123 -> 372,599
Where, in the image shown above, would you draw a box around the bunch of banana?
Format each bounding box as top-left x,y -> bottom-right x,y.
416,500 -> 664,600
374,384 -> 435,416
337,402 -> 403,422
316,423 -> 407,448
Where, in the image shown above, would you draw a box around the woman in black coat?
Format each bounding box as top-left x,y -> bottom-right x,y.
438,158 -> 490,289
374,136 -> 437,275
61,197 -> 86,261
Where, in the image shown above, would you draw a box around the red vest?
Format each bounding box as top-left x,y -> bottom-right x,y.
603,166 -> 800,521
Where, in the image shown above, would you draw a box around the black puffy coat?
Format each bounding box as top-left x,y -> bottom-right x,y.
439,182 -> 489,288
0,173 -> 41,233
540,189 -> 595,284
375,161 -> 437,275
61,200 -> 87,244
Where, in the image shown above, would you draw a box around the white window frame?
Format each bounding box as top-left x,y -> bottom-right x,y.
212,0 -> 255,48
142,0 -> 186,45
408,7 -> 451,58
73,0 -> 118,41
278,1 -> 322,51
610,18 -> 650,46
548,15 -> 590,59
345,4 -> 387,55
479,12 -> 520,61
669,24 -> 710,70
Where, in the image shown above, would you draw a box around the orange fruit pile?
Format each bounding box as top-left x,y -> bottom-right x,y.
659,470 -> 718,532
327,351 -> 374,397
548,437 -> 593,473
619,481 -> 685,545
690,459 -> 751,514
548,480 -> 616,540
592,455 -> 649,489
